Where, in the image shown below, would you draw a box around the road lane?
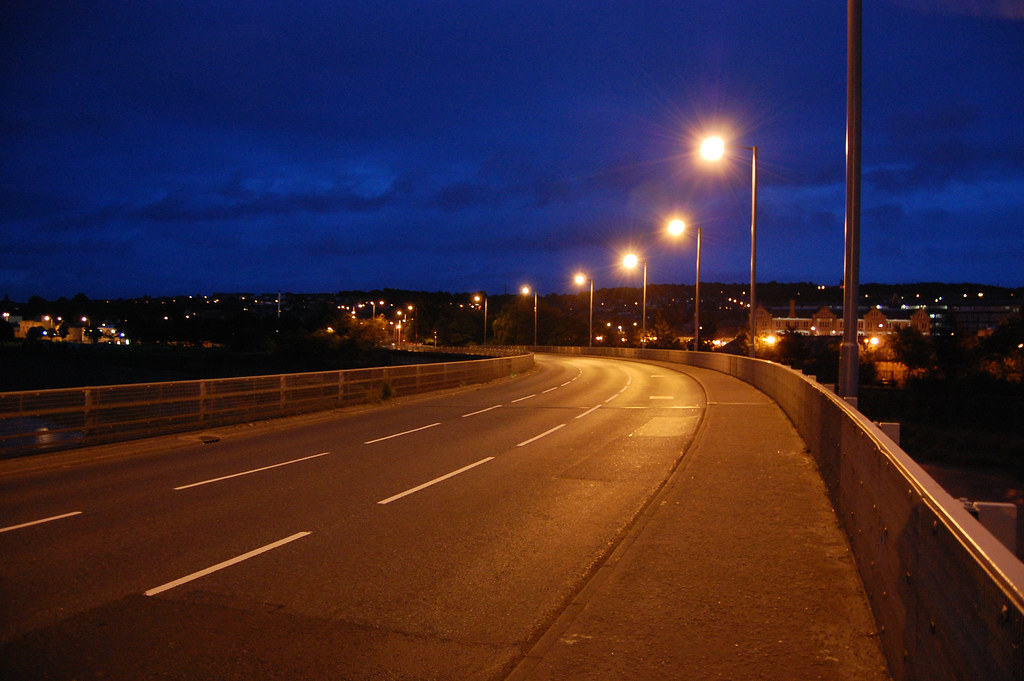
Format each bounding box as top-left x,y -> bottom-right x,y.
0,353 -> 706,678
144,531 -> 313,597
377,456 -> 496,505
0,510 -> 83,534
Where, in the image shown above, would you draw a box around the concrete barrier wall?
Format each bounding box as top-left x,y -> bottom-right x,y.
0,349 -> 534,458
533,345 -> 1024,681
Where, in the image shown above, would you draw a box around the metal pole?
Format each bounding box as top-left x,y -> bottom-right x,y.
533,292 -> 538,347
695,227 -> 702,351
588,280 -> 593,349
483,296 -> 487,345
642,262 -> 647,345
748,146 -> 758,358
840,0 -> 862,399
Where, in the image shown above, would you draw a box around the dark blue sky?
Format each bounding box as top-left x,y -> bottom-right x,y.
3,1 -> 1023,300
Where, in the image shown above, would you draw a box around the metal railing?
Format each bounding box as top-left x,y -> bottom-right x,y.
0,348 -> 533,458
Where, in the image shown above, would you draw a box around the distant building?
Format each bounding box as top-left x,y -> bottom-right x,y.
16,317 -> 56,339
927,304 -> 1018,336
755,300 -> 931,338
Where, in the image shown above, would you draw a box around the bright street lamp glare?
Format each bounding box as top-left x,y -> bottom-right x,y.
521,286 -> 531,295
574,273 -> 586,286
700,136 -> 725,161
667,218 -> 686,237
623,253 -> 638,269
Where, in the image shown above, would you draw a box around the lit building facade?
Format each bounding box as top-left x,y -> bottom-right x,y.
755,303 -> 931,338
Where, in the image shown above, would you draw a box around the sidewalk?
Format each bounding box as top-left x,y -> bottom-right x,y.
509,364 -> 892,681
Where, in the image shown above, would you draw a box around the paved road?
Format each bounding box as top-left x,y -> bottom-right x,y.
0,353 -> 705,679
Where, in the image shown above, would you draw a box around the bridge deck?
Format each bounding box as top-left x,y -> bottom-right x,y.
510,363 -> 892,681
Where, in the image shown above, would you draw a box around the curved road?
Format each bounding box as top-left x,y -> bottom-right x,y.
0,353 -> 706,679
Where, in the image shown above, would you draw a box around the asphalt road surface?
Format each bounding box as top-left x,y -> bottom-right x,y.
0,353 -> 705,680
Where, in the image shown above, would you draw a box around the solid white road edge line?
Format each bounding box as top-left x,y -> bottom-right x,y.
175,451 -> 332,490
364,422 -> 441,444
0,511 -> 83,534
517,423 -> 566,447
377,457 -> 495,505
144,531 -> 312,597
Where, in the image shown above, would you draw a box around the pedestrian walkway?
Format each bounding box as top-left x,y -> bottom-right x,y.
509,364 -> 892,680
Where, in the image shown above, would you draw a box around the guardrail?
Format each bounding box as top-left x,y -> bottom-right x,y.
530,345 -> 1024,681
0,348 -> 533,458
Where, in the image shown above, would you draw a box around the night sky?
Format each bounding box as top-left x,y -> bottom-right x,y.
3,1 -> 1022,301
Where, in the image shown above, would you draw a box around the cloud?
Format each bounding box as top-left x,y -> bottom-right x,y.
888,0 -> 1024,20
116,174 -> 403,225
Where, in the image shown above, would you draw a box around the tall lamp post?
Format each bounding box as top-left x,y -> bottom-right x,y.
574,273 -> 593,349
839,0 -> 863,399
700,136 -> 757,358
474,293 -> 488,345
668,218 -> 702,351
622,254 -> 647,345
521,286 -> 537,347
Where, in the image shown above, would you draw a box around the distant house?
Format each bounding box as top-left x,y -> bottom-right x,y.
16,318 -> 55,339
754,301 -> 931,338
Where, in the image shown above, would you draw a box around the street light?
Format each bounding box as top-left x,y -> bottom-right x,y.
368,299 -> 384,319
521,286 -> 537,347
394,311 -> 404,346
622,254 -> 647,345
574,273 -> 593,349
700,135 -> 757,358
668,218 -> 702,351
473,293 -> 488,345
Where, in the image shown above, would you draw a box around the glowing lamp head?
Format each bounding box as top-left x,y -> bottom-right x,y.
623,254 -> 639,269
700,136 -> 726,161
667,219 -> 686,237
574,273 -> 586,286
521,286 -> 531,296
